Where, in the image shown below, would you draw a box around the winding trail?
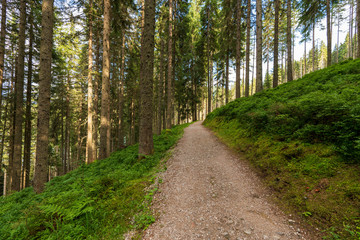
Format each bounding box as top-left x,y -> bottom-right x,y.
143,122 -> 314,240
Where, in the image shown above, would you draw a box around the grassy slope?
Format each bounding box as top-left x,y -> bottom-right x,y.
0,123 -> 190,240
204,59 -> 360,239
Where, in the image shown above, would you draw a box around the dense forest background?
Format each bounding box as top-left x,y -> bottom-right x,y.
0,0 -> 359,195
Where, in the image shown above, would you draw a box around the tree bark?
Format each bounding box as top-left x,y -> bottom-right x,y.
273,0 -> 279,88
326,0 -> 332,66
157,33 -> 165,135
118,32 -> 125,147
245,0 -> 251,96
286,0 -> 293,82
86,0 -> 95,164
235,0 -> 242,99
0,0 -> 6,121
225,50 -> 229,103
99,0 -> 111,159
166,0 -> 173,129
256,0 -> 263,92
33,0 -> 54,194
139,0 -> 155,156
23,8 -> 34,188
357,0 -> 360,58
11,0 -> 27,192
313,21 -> 315,71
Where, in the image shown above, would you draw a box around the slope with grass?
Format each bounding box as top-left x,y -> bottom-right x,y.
204,59 -> 360,239
0,123 -> 189,240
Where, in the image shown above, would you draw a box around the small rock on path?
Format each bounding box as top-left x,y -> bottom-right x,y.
143,122 -> 314,240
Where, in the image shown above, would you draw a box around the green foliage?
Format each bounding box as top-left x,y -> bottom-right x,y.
0,123 -> 190,240
204,59 -> 360,239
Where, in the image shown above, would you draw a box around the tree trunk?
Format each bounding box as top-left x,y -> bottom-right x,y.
207,4 -> 211,114
139,0 -> 155,156
94,23 -> 100,158
33,0 -> 54,194
118,32 -> 125,147
304,38 -> 307,74
157,34 -> 164,135
23,8 -> 34,188
166,0 -> 173,129
86,0 -> 95,164
11,0 -> 27,192
0,0 -> 6,121
313,21 -> 316,71
273,0 -> 279,88
256,0 -> 263,92
286,0 -> 293,82
326,0 -> 332,66
99,0 -> 111,159
225,50 -> 229,103
357,0 -> 360,58
236,0 -> 242,99
245,0 -> 251,96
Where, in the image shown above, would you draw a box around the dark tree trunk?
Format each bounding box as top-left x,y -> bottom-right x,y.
357,0 -> 360,58
256,0 -> 263,92
326,0 -> 332,66
157,33 -> 164,135
23,8 -> 34,188
33,0 -> 54,194
12,0 -> 27,192
99,0 -> 111,159
286,0 -> 293,82
245,0 -> 250,97
273,0 -> 279,88
166,0 -> 173,129
118,32 -> 125,147
0,0 -> 6,121
139,0 -> 155,156
235,0 -> 242,99
225,50 -> 229,103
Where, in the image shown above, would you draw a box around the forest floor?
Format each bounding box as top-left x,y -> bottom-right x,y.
142,121 -> 318,240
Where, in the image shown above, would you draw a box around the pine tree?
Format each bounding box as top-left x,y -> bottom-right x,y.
256,0 -> 263,92
33,0 -> 55,194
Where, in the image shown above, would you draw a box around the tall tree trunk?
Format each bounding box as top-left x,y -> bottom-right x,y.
225,50 -> 229,103
86,0 -> 95,164
273,0 -> 279,88
326,0 -> 332,66
286,0 -> 293,82
245,0 -> 251,96
207,4 -> 211,114
256,0 -> 263,92
33,0 -> 54,194
157,34 -> 164,135
313,21 -> 316,71
94,24 -> 100,158
139,0 -> 155,156
349,0 -> 353,58
337,11 -> 340,63
304,38 -> 307,74
11,0 -> 26,192
0,89 -> 9,192
357,0 -> 360,58
99,0 -> 111,159
118,32 -> 125,147
0,0 -> 6,121
23,8 -> 34,188
167,0 -> 173,129
235,0 -> 242,99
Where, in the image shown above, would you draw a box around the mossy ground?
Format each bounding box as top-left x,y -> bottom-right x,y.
0,123 -> 190,240
204,60 -> 360,239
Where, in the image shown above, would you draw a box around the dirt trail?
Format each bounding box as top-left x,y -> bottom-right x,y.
143,122 -> 314,240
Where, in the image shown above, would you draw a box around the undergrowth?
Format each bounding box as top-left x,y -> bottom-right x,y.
0,123 -> 190,240
204,59 -> 360,239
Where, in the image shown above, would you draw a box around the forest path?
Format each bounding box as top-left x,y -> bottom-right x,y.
142,121 -> 312,240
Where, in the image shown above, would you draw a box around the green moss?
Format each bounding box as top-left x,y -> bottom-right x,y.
204,59 -> 360,239
0,123 -> 190,240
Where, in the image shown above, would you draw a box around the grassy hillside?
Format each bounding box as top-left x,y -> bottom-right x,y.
0,123 -> 189,240
204,59 -> 360,239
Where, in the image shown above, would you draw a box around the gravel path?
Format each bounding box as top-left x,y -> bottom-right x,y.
143,121 -> 313,240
